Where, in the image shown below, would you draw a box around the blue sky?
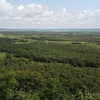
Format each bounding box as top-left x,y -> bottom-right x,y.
0,0 -> 100,28
6,0 -> 100,11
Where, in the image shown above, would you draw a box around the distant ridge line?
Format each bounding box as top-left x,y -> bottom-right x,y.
0,28 -> 100,32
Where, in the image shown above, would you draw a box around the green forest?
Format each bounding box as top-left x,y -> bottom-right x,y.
0,31 -> 100,100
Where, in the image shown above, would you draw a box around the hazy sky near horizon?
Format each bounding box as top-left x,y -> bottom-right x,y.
0,0 -> 100,28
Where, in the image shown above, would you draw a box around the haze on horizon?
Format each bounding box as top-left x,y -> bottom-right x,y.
0,0 -> 100,29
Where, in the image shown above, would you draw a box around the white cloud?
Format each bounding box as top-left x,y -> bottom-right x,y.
0,0 -> 13,16
17,5 -> 24,10
0,0 -> 100,28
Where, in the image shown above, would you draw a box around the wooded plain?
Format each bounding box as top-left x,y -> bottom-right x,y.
0,30 -> 100,100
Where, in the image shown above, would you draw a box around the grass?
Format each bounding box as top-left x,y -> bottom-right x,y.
0,52 -> 6,59
0,34 -> 6,38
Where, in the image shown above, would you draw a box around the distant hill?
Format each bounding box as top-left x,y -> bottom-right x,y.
0,28 -> 100,32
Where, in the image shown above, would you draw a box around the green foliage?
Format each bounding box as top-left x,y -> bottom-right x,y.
0,40 -> 100,67
0,52 -> 6,59
0,32 -> 100,99
6,53 -> 13,59
16,70 -> 45,93
41,78 -> 66,100
71,91 -> 100,100
0,71 -> 17,100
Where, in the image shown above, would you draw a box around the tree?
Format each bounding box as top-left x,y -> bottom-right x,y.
41,78 -> 66,100
0,71 -> 17,100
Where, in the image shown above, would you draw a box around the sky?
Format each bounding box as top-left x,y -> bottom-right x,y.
0,0 -> 100,29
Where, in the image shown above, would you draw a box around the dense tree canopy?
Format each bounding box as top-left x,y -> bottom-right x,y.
0,31 -> 100,99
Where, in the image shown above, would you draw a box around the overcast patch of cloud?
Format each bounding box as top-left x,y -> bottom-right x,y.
0,0 -> 100,28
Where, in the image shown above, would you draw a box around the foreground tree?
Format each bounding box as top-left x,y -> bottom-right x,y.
0,71 -> 17,100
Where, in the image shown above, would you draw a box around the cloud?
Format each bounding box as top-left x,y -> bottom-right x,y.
0,0 -> 100,28
17,5 -> 24,10
0,0 -> 14,16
